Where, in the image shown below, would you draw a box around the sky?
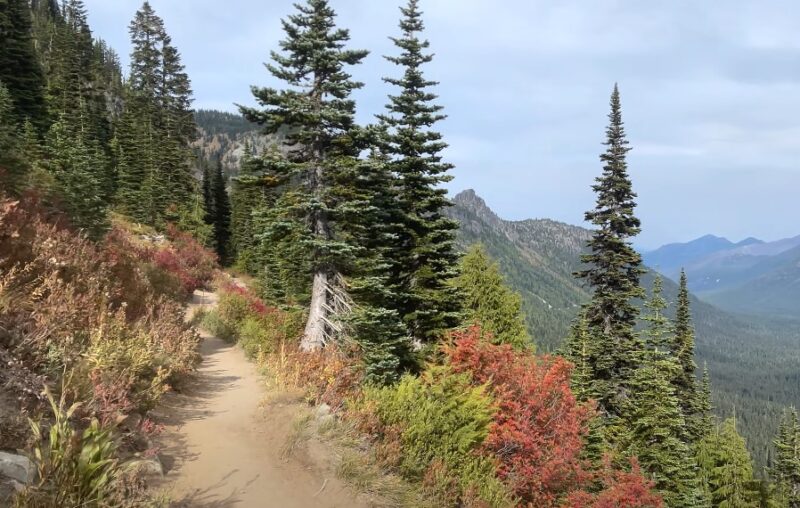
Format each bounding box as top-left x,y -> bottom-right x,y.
83,0 -> 800,249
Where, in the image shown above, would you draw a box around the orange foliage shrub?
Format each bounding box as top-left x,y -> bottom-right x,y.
0,195 -> 206,422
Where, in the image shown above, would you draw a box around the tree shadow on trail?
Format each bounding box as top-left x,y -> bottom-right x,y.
166,469 -> 261,507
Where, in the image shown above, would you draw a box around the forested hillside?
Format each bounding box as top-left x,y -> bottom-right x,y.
449,189 -> 800,471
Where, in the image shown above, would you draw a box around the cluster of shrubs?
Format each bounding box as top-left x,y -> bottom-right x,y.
201,281 -> 305,362
206,277 -> 663,508
0,193 -> 217,505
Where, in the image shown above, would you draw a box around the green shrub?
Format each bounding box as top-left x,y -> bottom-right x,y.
364,366 -> 514,507
239,317 -> 271,359
200,309 -> 236,343
216,292 -> 251,329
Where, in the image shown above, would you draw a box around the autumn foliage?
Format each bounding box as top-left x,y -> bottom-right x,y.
447,326 -> 594,505
445,326 -> 662,507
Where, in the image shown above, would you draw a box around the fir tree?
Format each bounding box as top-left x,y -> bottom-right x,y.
240,0 -> 369,350
44,118 -> 108,238
674,269 -> 704,442
0,0 -> 48,128
697,363 -> 714,440
771,407 -> 800,507
642,274 -> 671,352
378,0 -> 461,343
211,159 -> 231,264
625,348 -> 705,506
452,244 -> 531,349
697,418 -> 760,508
230,143 -> 267,270
116,1 -> 198,227
202,160 -> 214,225
571,84 -> 645,421
0,81 -> 27,192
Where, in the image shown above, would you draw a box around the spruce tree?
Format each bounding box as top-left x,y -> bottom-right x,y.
697,363 -> 714,440
379,0 -> 461,343
452,244 -> 531,349
0,81 -> 27,192
697,418 -> 760,508
211,159 -> 231,264
772,407 -> 800,507
571,84 -> 645,421
0,0 -> 47,128
202,160 -> 214,225
240,0 -> 369,350
625,348 -> 706,506
116,1 -> 198,227
44,118 -> 108,238
642,274 -> 671,352
675,269 -> 705,442
230,143 -> 267,270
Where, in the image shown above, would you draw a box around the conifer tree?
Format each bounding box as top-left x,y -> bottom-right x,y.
240,0 -> 369,350
211,160 -> 231,264
697,418 -> 760,508
625,349 -> 706,506
379,0 -> 461,343
674,270 -> 705,443
230,143 -> 267,270
571,84 -> 645,421
0,82 -> 27,192
44,118 -> 108,238
697,364 -> 714,440
116,1 -> 198,227
0,0 -> 47,127
642,274 -> 671,352
452,244 -> 530,349
771,407 -> 800,507
202,160 -> 214,225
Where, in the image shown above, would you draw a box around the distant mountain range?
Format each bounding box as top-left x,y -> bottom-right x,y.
449,189 -> 800,469
643,233 -> 800,318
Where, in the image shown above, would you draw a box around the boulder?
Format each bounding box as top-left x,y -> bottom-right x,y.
0,451 -> 35,484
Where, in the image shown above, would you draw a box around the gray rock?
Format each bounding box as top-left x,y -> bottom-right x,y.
0,451 -> 35,484
136,456 -> 164,476
314,403 -> 332,419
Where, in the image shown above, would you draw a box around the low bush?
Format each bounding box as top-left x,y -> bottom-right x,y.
0,194 -> 206,447
361,366 -> 515,507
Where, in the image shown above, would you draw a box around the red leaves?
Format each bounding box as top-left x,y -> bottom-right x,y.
566,458 -> 663,508
447,326 -> 594,506
445,326 -> 662,508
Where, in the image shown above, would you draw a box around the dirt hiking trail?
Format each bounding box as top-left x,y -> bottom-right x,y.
150,289 -> 367,508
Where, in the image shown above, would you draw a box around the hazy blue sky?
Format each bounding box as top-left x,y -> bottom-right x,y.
83,0 -> 800,249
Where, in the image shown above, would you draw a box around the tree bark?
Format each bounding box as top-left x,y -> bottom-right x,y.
301,268 -> 328,350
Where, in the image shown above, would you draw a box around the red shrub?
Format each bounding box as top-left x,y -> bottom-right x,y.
566,458 -> 663,508
446,326 -> 593,506
445,326 -> 661,508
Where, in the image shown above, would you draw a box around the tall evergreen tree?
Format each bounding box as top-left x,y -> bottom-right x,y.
771,407 -> 800,507
211,159 -> 231,264
674,269 -> 705,442
571,84 -> 645,421
697,363 -> 714,440
0,0 -> 47,127
116,1 -> 198,227
452,244 -> 530,349
240,0 -> 369,350
378,0 -> 461,343
697,418 -> 760,508
202,160 -> 214,225
230,143 -> 267,270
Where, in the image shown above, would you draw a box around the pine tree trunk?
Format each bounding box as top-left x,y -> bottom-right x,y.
302,269 -> 328,350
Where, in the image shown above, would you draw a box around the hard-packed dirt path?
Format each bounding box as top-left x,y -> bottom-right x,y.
150,289 -> 366,508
